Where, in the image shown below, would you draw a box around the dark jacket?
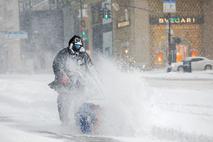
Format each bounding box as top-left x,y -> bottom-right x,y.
49,48 -> 92,90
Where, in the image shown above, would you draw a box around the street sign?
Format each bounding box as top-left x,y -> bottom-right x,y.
117,21 -> 130,28
0,31 -> 28,39
78,8 -> 88,18
163,0 -> 176,13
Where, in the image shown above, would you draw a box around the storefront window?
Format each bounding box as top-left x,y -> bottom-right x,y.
191,49 -> 199,57
154,51 -> 164,65
176,44 -> 188,62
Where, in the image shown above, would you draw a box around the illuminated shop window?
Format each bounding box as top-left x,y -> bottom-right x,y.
176,52 -> 183,62
154,51 -> 164,64
191,49 -> 199,57
176,44 -> 188,62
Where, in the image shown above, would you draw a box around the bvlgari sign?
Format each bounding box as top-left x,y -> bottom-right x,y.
150,16 -> 204,25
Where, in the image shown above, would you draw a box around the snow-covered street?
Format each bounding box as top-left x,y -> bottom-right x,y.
1,0 -> 213,141
143,71 -> 213,142
0,72 -> 213,142
0,74 -> 61,142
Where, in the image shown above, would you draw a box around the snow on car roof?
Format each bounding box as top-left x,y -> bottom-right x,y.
185,56 -> 206,60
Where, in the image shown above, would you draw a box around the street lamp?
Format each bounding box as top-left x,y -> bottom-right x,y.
124,48 -> 128,54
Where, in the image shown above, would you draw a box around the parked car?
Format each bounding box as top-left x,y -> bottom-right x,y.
170,62 -> 184,72
170,56 -> 213,72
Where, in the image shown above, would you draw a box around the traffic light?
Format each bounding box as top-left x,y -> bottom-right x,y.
104,10 -> 109,19
79,18 -> 90,50
100,8 -> 112,20
81,30 -> 87,37
80,30 -> 89,50
106,9 -> 112,19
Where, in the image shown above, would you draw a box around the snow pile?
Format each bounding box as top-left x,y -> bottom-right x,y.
90,57 -> 152,136
0,59 -> 153,139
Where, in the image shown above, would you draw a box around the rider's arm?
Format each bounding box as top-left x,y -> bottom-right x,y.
85,52 -> 93,67
53,49 -> 70,85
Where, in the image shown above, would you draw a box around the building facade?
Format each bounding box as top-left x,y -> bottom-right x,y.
1,0 -> 213,72
0,0 -> 22,72
110,0 -> 213,68
149,0 -> 206,67
85,0 -> 213,68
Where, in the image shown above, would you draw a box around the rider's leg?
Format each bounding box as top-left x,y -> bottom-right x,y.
57,93 -> 70,123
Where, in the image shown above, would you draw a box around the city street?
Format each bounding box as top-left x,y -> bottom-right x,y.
0,0 -> 213,142
0,71 -> 213,142
143,71 -> 213,141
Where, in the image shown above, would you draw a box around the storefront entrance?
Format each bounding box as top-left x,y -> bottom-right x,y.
150,17 -> 203,66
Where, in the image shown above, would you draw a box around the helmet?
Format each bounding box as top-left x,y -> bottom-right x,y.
68,35 -> 84,52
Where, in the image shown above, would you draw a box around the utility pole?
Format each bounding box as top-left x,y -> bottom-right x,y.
163,0 -> 176,71
79,0 -> 83,36
168,13 -> 172,65
80,0 -> 83,22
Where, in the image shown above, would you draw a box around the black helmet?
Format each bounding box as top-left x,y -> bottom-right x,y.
68,35 -> 83,52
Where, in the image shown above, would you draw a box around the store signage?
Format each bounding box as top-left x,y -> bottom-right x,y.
163,0 -> 176,13
117,21 -> 130,28
150,16 -> 204,25
0,31 -> 28,39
